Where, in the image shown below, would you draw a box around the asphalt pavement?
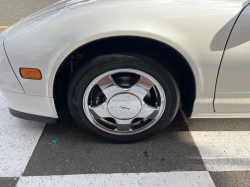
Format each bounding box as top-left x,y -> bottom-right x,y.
1,1 -> 250,187
0,0 -> 58,26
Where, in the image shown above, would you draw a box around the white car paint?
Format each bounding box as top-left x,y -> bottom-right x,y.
0,30 -> 24,93
215,4 -> 250,112
1,0 -> 250,119
0,89 -> 58,118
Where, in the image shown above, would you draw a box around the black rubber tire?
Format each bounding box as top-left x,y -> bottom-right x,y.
67,53 -> 180,143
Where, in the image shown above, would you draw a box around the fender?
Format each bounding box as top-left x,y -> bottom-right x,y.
4,0 -> 248,113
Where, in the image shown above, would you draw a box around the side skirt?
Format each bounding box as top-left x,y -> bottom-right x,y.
190,112 -> 250,118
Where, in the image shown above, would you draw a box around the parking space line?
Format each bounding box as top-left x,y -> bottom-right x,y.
0,26 -> 8,29
17,172 -> 216,187
0,93 -> 45,177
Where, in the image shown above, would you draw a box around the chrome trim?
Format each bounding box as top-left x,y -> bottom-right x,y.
83,69 -> 166,135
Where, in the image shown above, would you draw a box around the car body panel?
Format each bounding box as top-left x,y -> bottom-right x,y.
0,30 -> 24,93
191,112 -> 250,118
1,0 -> 250,120
215,4 -> 250,112
4,0 -> 249,114
0,89 -> 58,118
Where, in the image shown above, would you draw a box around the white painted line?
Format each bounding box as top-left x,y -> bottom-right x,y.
190,131 -> 250,171
17,172 -> 215,187
0,93 -> 45,177
187,118 -> 250,171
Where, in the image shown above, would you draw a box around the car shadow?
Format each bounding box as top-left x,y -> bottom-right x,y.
23,109 -> 206,176
210,1 -> 250,51
22,107 -> 250,176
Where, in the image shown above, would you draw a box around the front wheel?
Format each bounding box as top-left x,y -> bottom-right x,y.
67,53 -> 180,142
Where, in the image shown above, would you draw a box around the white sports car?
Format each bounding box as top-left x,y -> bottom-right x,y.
0,0 -> 250,142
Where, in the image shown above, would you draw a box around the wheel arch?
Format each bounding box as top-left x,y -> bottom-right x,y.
53,36 -> 196,117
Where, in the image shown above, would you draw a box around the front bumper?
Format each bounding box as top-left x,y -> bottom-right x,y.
1,28 -> 58,124
0,89 -> 58,123
9,108 -> 58,124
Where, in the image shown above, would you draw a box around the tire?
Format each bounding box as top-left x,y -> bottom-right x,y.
67,53 -> 180,142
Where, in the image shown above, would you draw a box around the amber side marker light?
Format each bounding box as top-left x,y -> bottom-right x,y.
20,68 -> 42,80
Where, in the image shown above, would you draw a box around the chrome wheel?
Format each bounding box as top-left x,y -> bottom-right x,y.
83,69 -> 166,135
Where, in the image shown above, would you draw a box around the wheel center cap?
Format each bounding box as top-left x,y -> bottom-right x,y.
108,94 -> 142,119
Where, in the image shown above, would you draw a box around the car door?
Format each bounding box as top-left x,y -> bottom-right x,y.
215,4 -> 250,112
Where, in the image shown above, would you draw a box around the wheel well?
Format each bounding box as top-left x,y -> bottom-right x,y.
54,37 -> 196,117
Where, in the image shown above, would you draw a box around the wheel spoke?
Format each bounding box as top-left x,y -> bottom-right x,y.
137,104 -> 159,120
138,75 -> 155,90
130,75 -> 154,100
89,103 -> 111,119
115,119 -> 133,131
97,75 -> 120,99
